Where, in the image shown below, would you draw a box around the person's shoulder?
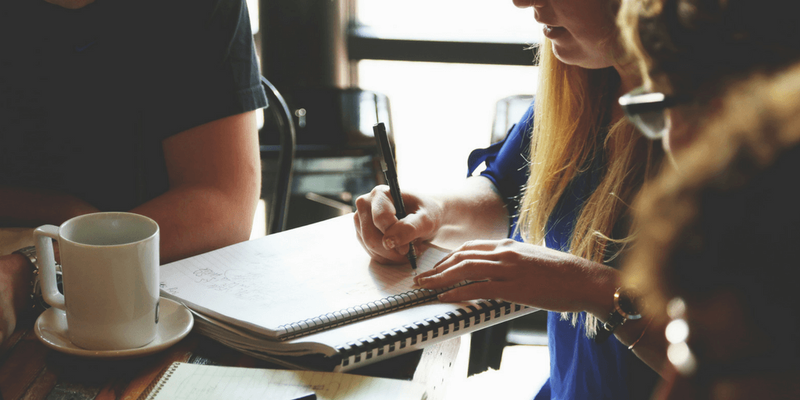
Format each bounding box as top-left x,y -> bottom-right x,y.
508,100 -> 535,141
127,0 -> 228,29
159,0 -> 246,20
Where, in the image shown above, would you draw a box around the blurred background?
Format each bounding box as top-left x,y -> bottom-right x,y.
249,1 -> 547,383
251,0 -> 542,235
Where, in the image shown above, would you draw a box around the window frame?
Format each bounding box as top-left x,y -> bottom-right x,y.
348,25 -> 539,66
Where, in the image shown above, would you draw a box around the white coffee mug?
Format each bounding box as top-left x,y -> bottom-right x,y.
34,212 -> 160,351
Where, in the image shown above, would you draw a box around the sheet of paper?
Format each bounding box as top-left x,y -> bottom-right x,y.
146,363 -> 425,400
159,215 -> 450,337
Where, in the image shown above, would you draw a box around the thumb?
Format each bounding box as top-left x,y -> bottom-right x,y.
382,212 -> 435,251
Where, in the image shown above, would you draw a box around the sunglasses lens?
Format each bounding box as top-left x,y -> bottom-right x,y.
630,110 -> 666,140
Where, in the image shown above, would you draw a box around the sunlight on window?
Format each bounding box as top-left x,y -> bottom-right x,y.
246,0 -> 259,34
250,199 -> 267,239
355,1 -> 543,193
358,61 -> 538,194
356,0 -> 543,44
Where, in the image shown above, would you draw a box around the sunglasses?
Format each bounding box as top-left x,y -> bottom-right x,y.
618,86 -> 690,140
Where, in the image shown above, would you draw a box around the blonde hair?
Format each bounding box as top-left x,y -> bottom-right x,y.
517,40 -> 661,336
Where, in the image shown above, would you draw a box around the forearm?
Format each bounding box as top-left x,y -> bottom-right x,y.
0,186 -> 100,227
432,176 -> 510,246
580,263 -> 668,374
145,110 -> 261,264
131,182 -> 259,264
612,311 -> 668,374
555,257 -> 667,371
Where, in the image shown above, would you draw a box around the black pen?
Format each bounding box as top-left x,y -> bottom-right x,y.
289,393 -> 317,400
373,122 -> 418,269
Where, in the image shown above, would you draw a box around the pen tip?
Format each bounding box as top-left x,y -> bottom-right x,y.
408,243 -> 418,269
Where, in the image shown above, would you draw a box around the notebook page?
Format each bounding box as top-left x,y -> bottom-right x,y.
147,363 -> 425,400
160,215 -> 450,338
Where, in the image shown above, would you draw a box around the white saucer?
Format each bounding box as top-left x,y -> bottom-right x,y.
34,297 -> 194,359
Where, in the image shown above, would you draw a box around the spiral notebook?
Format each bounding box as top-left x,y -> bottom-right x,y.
140,362 -> 425,400
159,215 -> 538,371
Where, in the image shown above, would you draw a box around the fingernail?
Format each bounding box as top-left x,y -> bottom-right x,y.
383,237 -> 396,250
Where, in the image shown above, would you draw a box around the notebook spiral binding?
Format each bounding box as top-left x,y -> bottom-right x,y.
278,283 -> 468,340
139,362 -> 181,400
334,300 -> 526,368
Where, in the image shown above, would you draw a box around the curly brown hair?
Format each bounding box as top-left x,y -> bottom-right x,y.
624,63 -> 800,336
618,0 -> 800,100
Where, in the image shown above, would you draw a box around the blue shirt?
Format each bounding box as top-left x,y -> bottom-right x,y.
467,103 -> 657,400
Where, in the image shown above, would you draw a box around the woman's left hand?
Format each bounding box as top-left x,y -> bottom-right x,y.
413,239 -> 618,315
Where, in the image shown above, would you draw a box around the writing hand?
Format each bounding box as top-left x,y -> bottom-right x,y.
354,185 -> 442,264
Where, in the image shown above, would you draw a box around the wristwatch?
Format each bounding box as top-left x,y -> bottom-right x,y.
595,287 -> 643,343
13,246 -> 41,310
13,245 -> 60,311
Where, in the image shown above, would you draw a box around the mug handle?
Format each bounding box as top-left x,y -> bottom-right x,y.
34,225 -> 65,310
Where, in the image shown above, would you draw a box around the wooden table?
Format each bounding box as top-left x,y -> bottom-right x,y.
0,314 -> 469,400
0,228 -> 471,400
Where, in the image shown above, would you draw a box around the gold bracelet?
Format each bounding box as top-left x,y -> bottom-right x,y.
627,316 -> 654,351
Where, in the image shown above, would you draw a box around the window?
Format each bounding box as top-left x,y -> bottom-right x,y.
351,1 -> 543,192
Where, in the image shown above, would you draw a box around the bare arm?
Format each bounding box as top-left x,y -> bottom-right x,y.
0,188 -> 100,227
414,239 -> 668,374
1,111 -> 260,263
131,110 -> 261,264
0,110 -> 260,345
609,305 -> 669,374
431,176 -> 511,248
354,176 -> 510,264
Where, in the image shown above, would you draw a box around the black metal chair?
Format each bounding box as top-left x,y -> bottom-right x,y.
260,76 -> 296,234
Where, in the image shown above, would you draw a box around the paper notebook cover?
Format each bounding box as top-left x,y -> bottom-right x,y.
192,298 -> 538,372
159,215 -> 459,341
140,362 -> 425,400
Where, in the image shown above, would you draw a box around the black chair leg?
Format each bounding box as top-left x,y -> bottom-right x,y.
467,322 -> 510,375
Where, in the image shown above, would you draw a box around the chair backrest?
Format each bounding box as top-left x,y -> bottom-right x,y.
491,95 -> 534,144
260,76 -> 296,234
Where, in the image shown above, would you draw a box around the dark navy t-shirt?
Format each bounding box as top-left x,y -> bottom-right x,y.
0,0 -> 267,211
467,103 -> 656,400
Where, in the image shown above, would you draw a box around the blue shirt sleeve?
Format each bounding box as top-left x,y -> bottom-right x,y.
466,102 -> 534,239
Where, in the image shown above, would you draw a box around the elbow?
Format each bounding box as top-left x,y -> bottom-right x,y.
227,167 -> 262,243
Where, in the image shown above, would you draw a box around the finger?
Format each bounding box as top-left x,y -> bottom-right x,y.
444,240 -> 504,258
414,248 -> 480,282
413,241 -> 511,283
382,212 -> 432,251
369,186 -> 399,233
354,195 -> 407,264
353,213 -> 375,259
427,249 -> 516,279
353,212 -> 363,244
416,258 -> 503,289
437,281 -> 499,303
354,205 -> 385,255
358,232 -> 408,265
